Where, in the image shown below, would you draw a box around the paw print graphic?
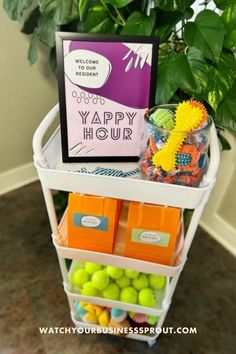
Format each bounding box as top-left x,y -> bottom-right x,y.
72,91 -> 105,105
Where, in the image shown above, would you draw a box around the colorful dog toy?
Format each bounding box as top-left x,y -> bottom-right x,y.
149,108 -> 175,130
152,100 -> 207,172
176,144 -> 200,172
149,135 -> 157,153
111,308 -> 127,323
76,302 -> 110,326
74,301 -> 87,318
74,166 -> 140,178
80,303 -> 103,324
128,311 -> 148,323
98,310 -> 110,326
109,318 -> 131,335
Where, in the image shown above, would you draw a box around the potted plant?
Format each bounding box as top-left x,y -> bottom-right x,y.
3,0 -> 236,148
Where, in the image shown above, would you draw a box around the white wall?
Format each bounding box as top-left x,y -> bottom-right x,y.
0,6 -> 57,193
201,132 -> 236,256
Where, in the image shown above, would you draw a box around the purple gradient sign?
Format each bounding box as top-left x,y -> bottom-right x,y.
56,33 -> 158,162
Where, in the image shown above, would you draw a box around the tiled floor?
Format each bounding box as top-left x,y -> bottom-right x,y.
0,182 -> 236,354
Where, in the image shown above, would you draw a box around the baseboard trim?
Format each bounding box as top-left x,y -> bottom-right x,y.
200,216 -> 236,258
0,162 -> 38,195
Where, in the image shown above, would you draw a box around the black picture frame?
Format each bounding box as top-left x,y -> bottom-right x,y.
56,32 -> 159,163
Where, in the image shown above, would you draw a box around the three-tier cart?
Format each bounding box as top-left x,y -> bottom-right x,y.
33,103 -> 220,346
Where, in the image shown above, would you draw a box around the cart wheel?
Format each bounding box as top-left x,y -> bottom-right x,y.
148,339 -> 156,348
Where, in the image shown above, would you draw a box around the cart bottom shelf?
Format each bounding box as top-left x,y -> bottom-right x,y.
71,312 -> 162,342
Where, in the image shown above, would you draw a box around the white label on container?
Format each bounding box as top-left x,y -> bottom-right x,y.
81,215 -> 101,228
140,231 -> 162,243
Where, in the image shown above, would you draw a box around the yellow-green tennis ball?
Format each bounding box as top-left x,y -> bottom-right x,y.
81,282 -> 98,296
85,262 -> 102,275
92,270 -> 109,290
125,269 -> 139,279
72,269 -> 89,287
132,274 -> 148,290
77,260 -> 86,268
138,288 -> 156,307
116,275 -> 131,288
107,266 -> 124,280
149,275 -> 166,290
147,315 -> 159,326
120,287 -> 138,304
102,283 -> 120,300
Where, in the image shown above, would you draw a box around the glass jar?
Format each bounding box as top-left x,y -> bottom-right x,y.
139,104 -> 212,187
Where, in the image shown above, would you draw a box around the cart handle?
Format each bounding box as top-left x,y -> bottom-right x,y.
201,123 -> 220,188
33,103 -> 220,186
33,103 -> 59,168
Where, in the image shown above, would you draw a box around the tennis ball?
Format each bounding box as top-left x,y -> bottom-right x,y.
106,266 -> 124,280
147,315 -> 159,326
72,269 -> 89,287
132,274 -> 148,290
149,275 -> 166,290
125,269 -> 139,279
85,262 -> 102,275
76,260 -> 86,268
120,287 -> 138,304
116,275 -> 131,288
81,282 -> 98,296
138,288 -> 156,307
92,270 -> 109,290
102,283 -> 120,300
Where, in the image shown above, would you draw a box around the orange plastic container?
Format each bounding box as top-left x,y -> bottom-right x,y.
124,202 -> 181,265
67,193 -> 121,253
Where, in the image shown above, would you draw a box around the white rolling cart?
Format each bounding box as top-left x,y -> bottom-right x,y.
33,103 -> 220,347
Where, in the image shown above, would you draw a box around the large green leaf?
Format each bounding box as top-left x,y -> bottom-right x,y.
222,3 -> 236,49
155,24 -> 172,43
81,3 -> 115,34
218,132 -> 231,151
156,48 -> 208,104
206,51 -> 236,111
37,12 -> 58,47
79,0 -> 92,20
154,0 -> 194,12
184,10 -> 224,62
21,6 -> 41,34
172,47 -> 209,94
156,52 -> 179,104
49,47 -> 57,72
39,0 -> 80,24
83,6 -> 109,32
28,33 -> 39,65
155,9 -> 182,43
121,11 -> 155,35
38,0 -> 57,14
54,0 -> 80,24
215,82 -> 236,134
214,0 -> 235,10
89,18 -> 115,33
183,7 -> 194,20
104,0 -> 134,8
79,0 -> 88,19
3,0 -> 33,21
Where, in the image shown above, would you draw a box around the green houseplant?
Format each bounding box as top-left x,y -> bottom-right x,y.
3,0 -> 236,148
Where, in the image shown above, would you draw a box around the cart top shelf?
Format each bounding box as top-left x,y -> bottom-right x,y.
33,104 -> 220,209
